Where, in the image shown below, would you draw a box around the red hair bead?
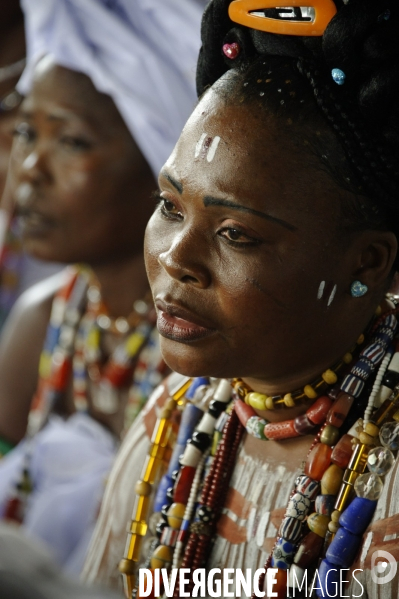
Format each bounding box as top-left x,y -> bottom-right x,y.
222,42 -> 240,59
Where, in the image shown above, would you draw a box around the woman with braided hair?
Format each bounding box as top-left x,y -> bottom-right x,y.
83,1 -> 399,596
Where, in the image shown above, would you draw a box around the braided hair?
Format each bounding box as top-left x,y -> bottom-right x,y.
196,0 -> 399,269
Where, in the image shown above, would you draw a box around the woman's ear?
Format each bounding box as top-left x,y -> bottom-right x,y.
350,230 -> 398,292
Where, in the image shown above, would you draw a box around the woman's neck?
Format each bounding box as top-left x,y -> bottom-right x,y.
90,253 -> 150,318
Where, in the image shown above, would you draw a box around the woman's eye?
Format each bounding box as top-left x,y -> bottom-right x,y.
13,122 -> 35,143
219,226 -> 260,246
60,136 -> 92,150
155,195 -> 183,220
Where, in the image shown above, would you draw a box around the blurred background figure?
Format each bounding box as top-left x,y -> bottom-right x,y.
0,522 -> 120,599
0,1 -> 61,329
0,0 -> 204,575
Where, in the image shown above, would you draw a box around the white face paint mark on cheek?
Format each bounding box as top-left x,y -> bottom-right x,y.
317,281 -> 325,300
195,132 -> 207,158
327,284 -> 337,307
206,136 -> 221,162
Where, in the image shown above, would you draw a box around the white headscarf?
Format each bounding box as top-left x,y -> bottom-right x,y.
18,0 -> 205,176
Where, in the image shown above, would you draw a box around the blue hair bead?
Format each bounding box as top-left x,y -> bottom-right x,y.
331,68 -> 346,85
339,497 -> 377,535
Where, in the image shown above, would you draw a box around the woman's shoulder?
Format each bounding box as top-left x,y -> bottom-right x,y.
1,268 -> 70,341
0,268 -> 72,443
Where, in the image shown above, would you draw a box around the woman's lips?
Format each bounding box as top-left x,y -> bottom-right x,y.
18,210 -> 55,236
156,300 -> 216,342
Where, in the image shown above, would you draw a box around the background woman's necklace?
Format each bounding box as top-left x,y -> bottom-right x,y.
4,265 -> 165,524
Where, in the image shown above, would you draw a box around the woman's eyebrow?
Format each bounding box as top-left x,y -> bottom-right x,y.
203,196 -> 297,232
161,171 -> 183,194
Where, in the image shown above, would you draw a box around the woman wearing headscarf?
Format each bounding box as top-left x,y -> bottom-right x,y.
0,0 -> 204,575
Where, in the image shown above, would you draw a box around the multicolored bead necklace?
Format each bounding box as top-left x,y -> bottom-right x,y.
118,304 -> 399,599
4,265 -> 165,524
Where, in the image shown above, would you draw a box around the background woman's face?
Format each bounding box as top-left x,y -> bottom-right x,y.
10,59 -> 154,265
145,89 -> 374,381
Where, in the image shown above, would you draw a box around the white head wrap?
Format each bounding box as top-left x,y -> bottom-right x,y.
18,0 -> 205,176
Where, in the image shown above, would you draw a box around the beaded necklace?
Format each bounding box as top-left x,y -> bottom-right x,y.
118,305 -> 399,599
4,265 -> 165,523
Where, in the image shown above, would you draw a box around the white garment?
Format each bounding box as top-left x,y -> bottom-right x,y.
18,0 -> 205,176
0,522 -> 120,599
0,414 -> 116,576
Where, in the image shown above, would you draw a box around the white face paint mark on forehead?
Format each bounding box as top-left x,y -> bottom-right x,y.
317,281 -> 325,300
206,136 -> 221,162
327,284 -> 337,307
195,132 -> 207,158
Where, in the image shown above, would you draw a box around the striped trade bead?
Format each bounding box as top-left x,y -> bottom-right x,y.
285,493 -> 311,521
374,329 -> 395,348
360,342 -> 385,365
264,419 -> 300,440
384,314 -> 397,330
246,416 -> 268,440
160,526 -> 179,547
340,374 -> 364,398
271,537 -> 296,569
315,494 -> 336,516
351,357 -> 374,381
326,527 -> 361,567
339,497 -> 377,535
279,516 -> 303,543
295,475 -> 320,501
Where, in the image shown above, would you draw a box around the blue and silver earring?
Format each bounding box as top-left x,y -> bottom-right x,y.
351,280 -> 368,297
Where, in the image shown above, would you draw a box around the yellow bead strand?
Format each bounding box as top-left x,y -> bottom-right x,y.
118,377 -> 192,598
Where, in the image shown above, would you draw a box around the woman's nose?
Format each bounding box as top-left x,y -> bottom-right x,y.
20,149 -> 49,183
158,231 -> 211,289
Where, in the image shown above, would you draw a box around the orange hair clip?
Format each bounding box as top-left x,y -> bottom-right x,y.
228,0 -> 337,36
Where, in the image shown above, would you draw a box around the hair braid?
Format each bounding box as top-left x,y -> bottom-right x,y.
196,0 -> 399,268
